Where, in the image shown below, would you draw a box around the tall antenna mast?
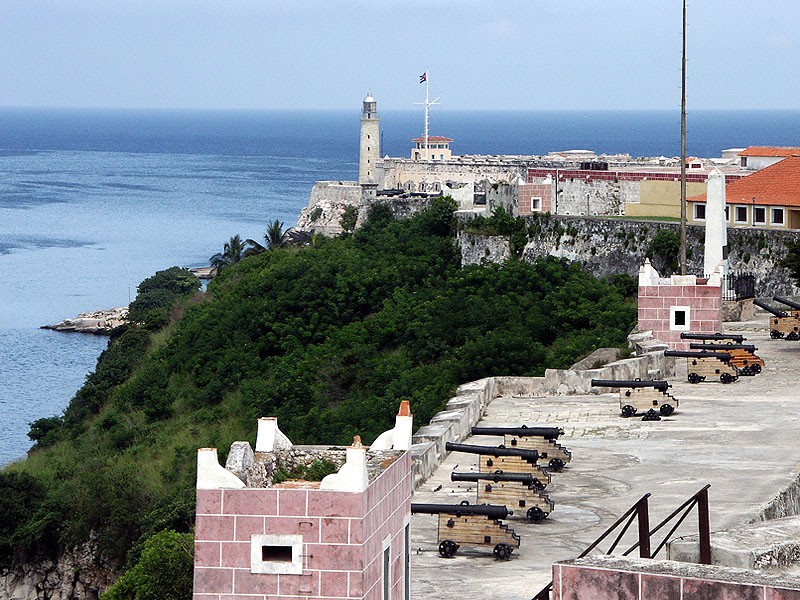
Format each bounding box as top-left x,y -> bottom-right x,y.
679,0 -> 688,275
414,69 -> 439,160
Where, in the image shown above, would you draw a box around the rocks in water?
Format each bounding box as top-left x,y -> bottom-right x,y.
41,307 -> 128,335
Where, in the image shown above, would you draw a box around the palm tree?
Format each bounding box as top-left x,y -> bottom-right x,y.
209,234 -> 247,274
265,219 -> 285,250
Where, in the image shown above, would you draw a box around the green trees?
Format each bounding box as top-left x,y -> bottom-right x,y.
265,219 -> 285,249
209,234 -> 247,273
779,240 -> 800,286
127,267 -> 200,327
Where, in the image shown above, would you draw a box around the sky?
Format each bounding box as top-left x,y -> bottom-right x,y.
1,1 -> 799,112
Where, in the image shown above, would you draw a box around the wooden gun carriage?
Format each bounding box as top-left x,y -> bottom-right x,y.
664,349 -> 739,383
754,299 -> 800,340
774,296 -> 800,318
470,425 -> 571,471
688,343 -> 763,376
444,442 -> 551,489
591,379 -> 678,418
451,470 -> 554,523
411,501 -> 520,559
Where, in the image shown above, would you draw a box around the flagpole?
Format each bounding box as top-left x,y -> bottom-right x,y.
424,68 -> 429,160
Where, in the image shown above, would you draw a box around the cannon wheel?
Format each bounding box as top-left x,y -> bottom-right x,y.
549,457 -> 565,472
740,366 -> 752,376
789,331 -> 800,341
687,372 -> 702,384
526,506 -> 546,523
621,405 -> 636,418
771,330 -> 784,339
438,540 -> 459,558
493,543 -> 512,560
659,404 -> 675,417
720,372 -> 734,384
752,364 -> 762,374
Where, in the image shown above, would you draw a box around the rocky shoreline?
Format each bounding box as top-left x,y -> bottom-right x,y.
41,307 -> 128,335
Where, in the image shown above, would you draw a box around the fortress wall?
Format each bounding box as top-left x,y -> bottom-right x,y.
378,159 -> 525,191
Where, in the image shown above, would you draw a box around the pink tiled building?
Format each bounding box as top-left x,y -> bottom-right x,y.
193,411 -> 413,600
636,260 -> 722,351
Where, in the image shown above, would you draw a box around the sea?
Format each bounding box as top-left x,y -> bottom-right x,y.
2,107 -> 800,466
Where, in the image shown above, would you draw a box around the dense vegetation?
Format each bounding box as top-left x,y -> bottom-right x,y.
1,199 -> 636,594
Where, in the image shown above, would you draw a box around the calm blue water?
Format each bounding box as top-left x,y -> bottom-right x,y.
2,107 -> 800,465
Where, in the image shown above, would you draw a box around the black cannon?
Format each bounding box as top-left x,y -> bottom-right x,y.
591,379 -> 678,418
411,501 -> 520,559
688,343 -> 763,375
451,471 -> 555,522
470,425 -> 570,470
680,332 -> 746,343
664,349 -> 738,383
445,442 -> 550,488
755,299 -> 800,340
774,296 -> 800,312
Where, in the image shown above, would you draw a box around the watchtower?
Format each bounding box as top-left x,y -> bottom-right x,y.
359,93 -> 380,185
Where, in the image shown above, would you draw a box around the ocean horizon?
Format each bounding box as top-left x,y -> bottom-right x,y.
2,106 -> 800,465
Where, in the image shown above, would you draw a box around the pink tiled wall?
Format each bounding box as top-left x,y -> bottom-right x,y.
552,562 -> 800,600
518,182 -> 552,214
193,452 -> 412,600
637,283 -> 722,350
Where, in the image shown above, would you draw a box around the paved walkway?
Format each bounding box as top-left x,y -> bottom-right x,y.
410,317 -> 800,600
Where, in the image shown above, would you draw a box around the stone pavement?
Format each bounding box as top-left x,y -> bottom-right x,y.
410,317 -> 800,600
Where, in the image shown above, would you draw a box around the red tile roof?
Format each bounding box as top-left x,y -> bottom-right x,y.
411,135 -> 453,143
688,156 -> 800,206
739,146 -> 800,157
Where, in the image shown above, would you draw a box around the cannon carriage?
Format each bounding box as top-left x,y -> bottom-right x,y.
664,349 -> 739,384
451,470 -> 555,523
411,501 -> 520,559
591,379 -> 679,418
688,343 -> 764,376
754,299 -> 800,340
470,425 -> 571,471
444,442 -> 551,488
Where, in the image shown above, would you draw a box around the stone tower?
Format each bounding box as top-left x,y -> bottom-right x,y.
359,93 -> 380,185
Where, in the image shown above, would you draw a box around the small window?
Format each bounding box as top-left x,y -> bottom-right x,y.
724,206 -> 730,221
403,524 -> 411,600
734,205 -> 748,224
251,534 -> 303,575
694,203 -> 706,221
382,534 -> 392,600
772,208 -> 785,225
753,206 -> 766,224
532,197 -> 542,211
670,305 -> 691,331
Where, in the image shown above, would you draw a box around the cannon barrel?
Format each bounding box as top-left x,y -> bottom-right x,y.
664,349 -> 732,361
689,343 -> 757,353
451,471 -> 536,485
680,332 -> 745,342
591,379 -> 671,391
445,442 -> 539,462
754,298 -> 788,318
471,425 -> 562,440
774,296 -> 800,311
411,502 -> 510,519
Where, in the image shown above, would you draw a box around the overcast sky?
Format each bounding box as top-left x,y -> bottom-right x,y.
2,1 -> 799,111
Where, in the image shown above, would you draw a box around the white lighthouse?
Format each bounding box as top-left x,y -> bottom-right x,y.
358,93 -> 380,185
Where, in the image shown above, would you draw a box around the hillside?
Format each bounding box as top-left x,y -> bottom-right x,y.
0,199 -> 637,596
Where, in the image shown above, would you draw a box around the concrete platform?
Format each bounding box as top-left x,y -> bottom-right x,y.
410,317 -> 800,600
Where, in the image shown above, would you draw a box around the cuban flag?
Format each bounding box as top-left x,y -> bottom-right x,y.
419,72 -> 427,84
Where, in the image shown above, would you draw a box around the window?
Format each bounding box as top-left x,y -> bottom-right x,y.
734,205 -> 748,224
251,534 -> 303,575
694,203 -> 706,221
753,206 -> 766,224
725,206 -> 730,221
382,535 -> 392,600
670,305 -> 691,331
772,208 -> 785,225
532,197 -> 542,211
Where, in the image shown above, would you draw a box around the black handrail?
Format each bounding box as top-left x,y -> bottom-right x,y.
532,486 -> 711,600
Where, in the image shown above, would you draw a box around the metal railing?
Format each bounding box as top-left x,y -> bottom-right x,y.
711,271 -> 755,301
532,485 -> 711,600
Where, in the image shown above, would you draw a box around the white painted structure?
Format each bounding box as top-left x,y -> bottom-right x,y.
320,436 -> 370,492
255,417 -> 293,452
196,447 -> 246,489
703,169 -> 728,277
371,400 -> 414,451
